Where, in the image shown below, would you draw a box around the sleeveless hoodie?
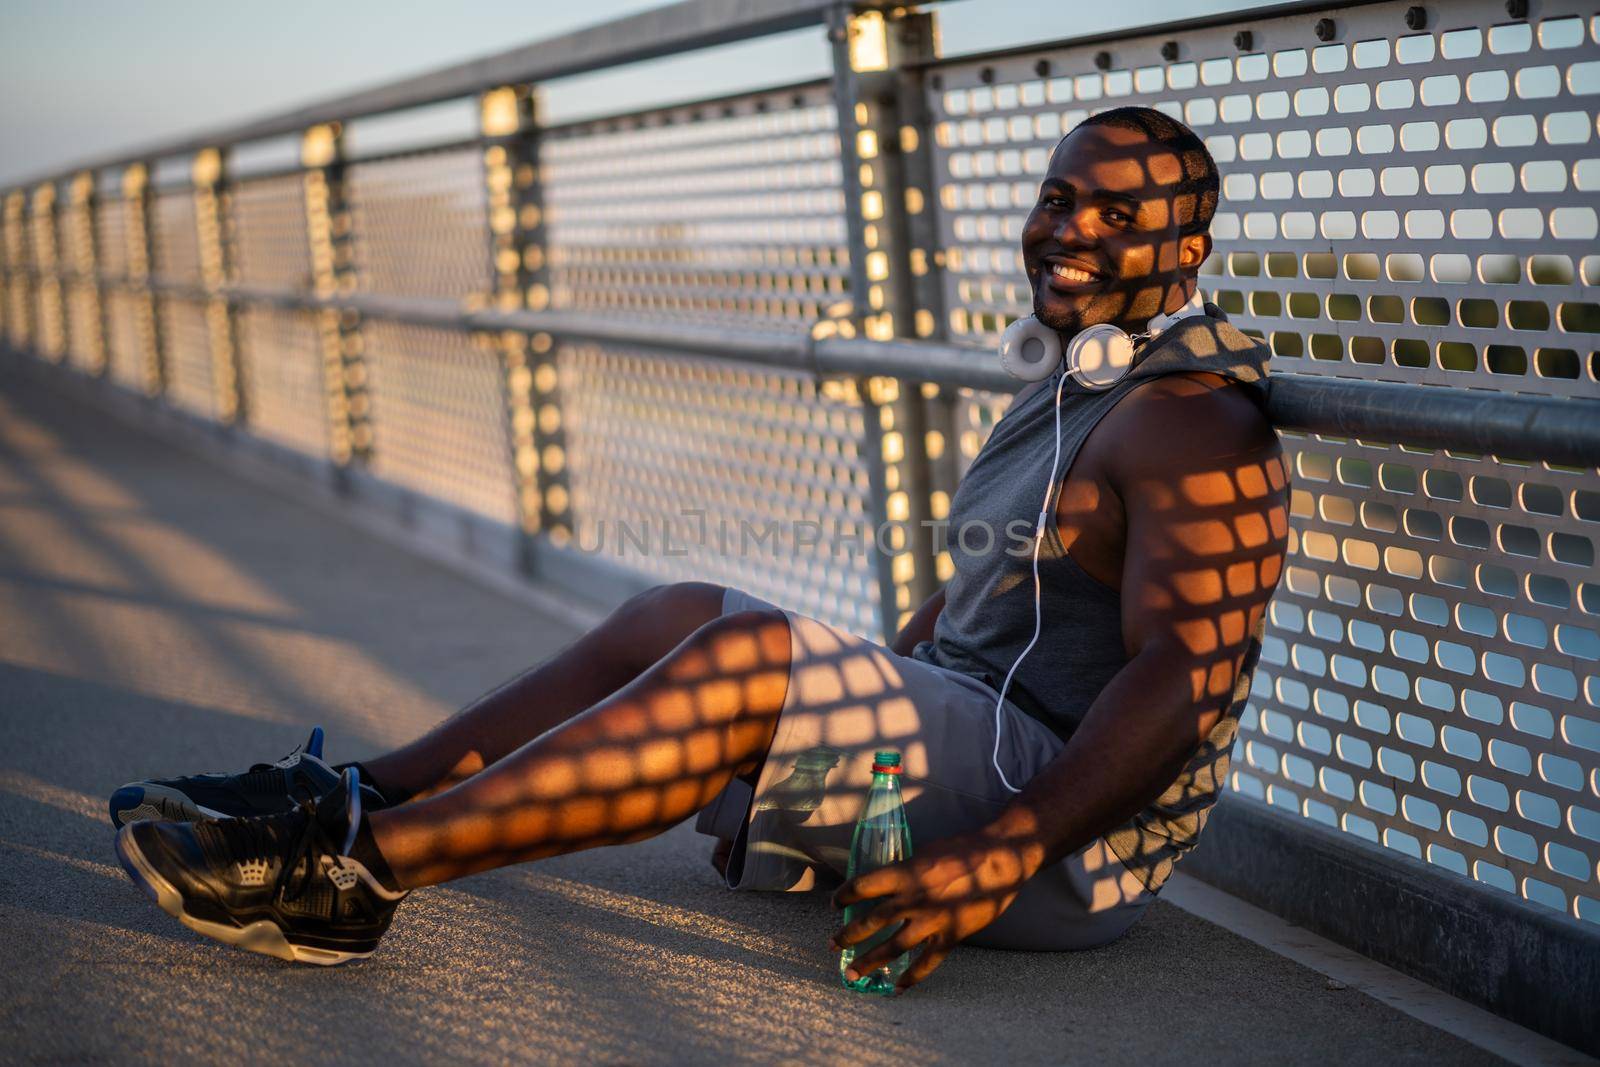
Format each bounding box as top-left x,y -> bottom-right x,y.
911,309 -> 1274,892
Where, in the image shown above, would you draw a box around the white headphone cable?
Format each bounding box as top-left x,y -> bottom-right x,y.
985,293 -> 1203,793
990,365 -> 1071,794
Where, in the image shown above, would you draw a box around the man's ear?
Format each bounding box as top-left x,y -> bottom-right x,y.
1179,232 -> 1211,272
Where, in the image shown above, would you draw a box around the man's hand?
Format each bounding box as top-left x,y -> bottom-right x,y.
830,825 -> 1046,993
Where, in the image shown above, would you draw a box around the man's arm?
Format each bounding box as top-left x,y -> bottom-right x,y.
890,585 -> 945,657
982,374 -> 1288,869
834,374 -> 1289,988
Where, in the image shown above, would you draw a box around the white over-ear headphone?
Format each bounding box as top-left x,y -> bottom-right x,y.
997,289 -> 1208,388
985,288 -> 1210,793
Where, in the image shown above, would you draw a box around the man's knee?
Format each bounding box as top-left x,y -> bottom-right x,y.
619,581 -> 727,625
602,582 -> 729,669
685,608 -> 790,675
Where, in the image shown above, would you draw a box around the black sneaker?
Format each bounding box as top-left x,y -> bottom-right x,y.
108,727 -> 385,828
114,767 -> 407,965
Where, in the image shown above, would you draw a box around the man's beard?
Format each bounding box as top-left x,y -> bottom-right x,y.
1033,280 -> 1152,336
1033,300 -> 1084,334
1032,284 -> 1108,335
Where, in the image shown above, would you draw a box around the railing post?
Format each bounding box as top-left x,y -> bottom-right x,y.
481,85 -> 572,558
193,148 -> 245,424
894,24 -> 961,593
302,124 -> 369,467
29,181 -> 68,362
122,163 -> 166,396
2,189 -> 33,352
829,3 -> 941,639
68,171 -> 111,377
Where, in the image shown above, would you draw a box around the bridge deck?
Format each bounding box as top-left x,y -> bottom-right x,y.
0,366 -> 1508,1065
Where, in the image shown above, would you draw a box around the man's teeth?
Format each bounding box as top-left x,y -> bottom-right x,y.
1052,264 -> 1098,283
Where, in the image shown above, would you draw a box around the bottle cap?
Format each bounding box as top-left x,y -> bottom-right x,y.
871,750 -> 902,775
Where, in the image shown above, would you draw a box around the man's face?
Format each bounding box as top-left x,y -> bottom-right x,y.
1021,124 -> 1211,335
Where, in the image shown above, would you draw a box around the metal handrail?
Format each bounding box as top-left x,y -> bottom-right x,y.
11,257 -> 1600,468
213,285 -> 1600,468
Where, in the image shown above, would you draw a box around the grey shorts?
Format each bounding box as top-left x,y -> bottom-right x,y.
694,587 -> 1154,951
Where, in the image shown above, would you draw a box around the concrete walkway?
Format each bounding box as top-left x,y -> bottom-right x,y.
0,364 -> 1510,1065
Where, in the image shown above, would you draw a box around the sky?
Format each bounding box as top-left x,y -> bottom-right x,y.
1,0 -> 1249,186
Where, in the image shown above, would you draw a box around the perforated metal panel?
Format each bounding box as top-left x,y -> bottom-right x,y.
104,288 -> 145,389
1257,436 -> 1599,923
929,6 -> 1600,390
364,319 -> 515,522
65,283 -> 102,373
95,195 -> 130,279
541,84 -> 850,328
348,148 -> 491,301
232,174 -> 313,290
156,297 -> 215,417
1,195 -> 29,350
151,190 -> 201,285
57,193 -> 89,280
925,0 -> 1600,925
28,191 -> 66,360
235,305 -> 328,458
58,188 -> 103,372
558,343 -> 879,634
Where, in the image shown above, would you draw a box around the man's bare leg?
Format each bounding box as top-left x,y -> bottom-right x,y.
359,581 -> 729,801
368,607 -> 791,888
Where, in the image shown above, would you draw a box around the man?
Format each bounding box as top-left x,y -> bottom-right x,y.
110,107 -> 1288,991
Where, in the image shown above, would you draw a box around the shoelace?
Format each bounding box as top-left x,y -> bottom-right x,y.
275,797 -> 345,901
199,797 -> 343,902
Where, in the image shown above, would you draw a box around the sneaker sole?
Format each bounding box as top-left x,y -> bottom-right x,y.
113,828 -> 375,967
109,785 -> 228,829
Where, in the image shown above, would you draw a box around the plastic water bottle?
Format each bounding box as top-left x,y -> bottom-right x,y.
838,750 -> 914,995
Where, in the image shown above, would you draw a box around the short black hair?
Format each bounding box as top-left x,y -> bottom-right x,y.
1064,106 -> 1219,236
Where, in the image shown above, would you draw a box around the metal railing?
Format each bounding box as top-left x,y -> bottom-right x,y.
3,0 -> 1599,952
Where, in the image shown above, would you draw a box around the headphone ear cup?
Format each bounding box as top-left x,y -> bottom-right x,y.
1064,323 -> 1136,391
998,316 -> 1063,381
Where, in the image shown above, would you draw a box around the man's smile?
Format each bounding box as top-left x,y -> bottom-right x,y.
1040,256 -> 1108,294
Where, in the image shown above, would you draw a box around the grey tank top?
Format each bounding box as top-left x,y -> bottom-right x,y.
911,311 -> 1273,891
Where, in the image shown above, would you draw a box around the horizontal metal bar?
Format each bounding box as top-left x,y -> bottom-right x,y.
1264,373 -> 1600,469
334,292 -> 471,330
15,268 -> 1599,467
814,336 -> 1012,391
540,76 -> 831,137
339,134 -> 516,171
224,283 -> 317,309
487,308 -> 816,369
225,286 -> 820,368
7,0 -> 847,187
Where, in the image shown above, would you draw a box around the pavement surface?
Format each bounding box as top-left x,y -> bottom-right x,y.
0,364 -> 1509,1065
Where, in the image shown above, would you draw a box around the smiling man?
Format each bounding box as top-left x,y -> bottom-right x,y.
109,106 -> 1288,991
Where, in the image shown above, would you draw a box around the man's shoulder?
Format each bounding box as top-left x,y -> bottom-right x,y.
1097,371 -> 1281,488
